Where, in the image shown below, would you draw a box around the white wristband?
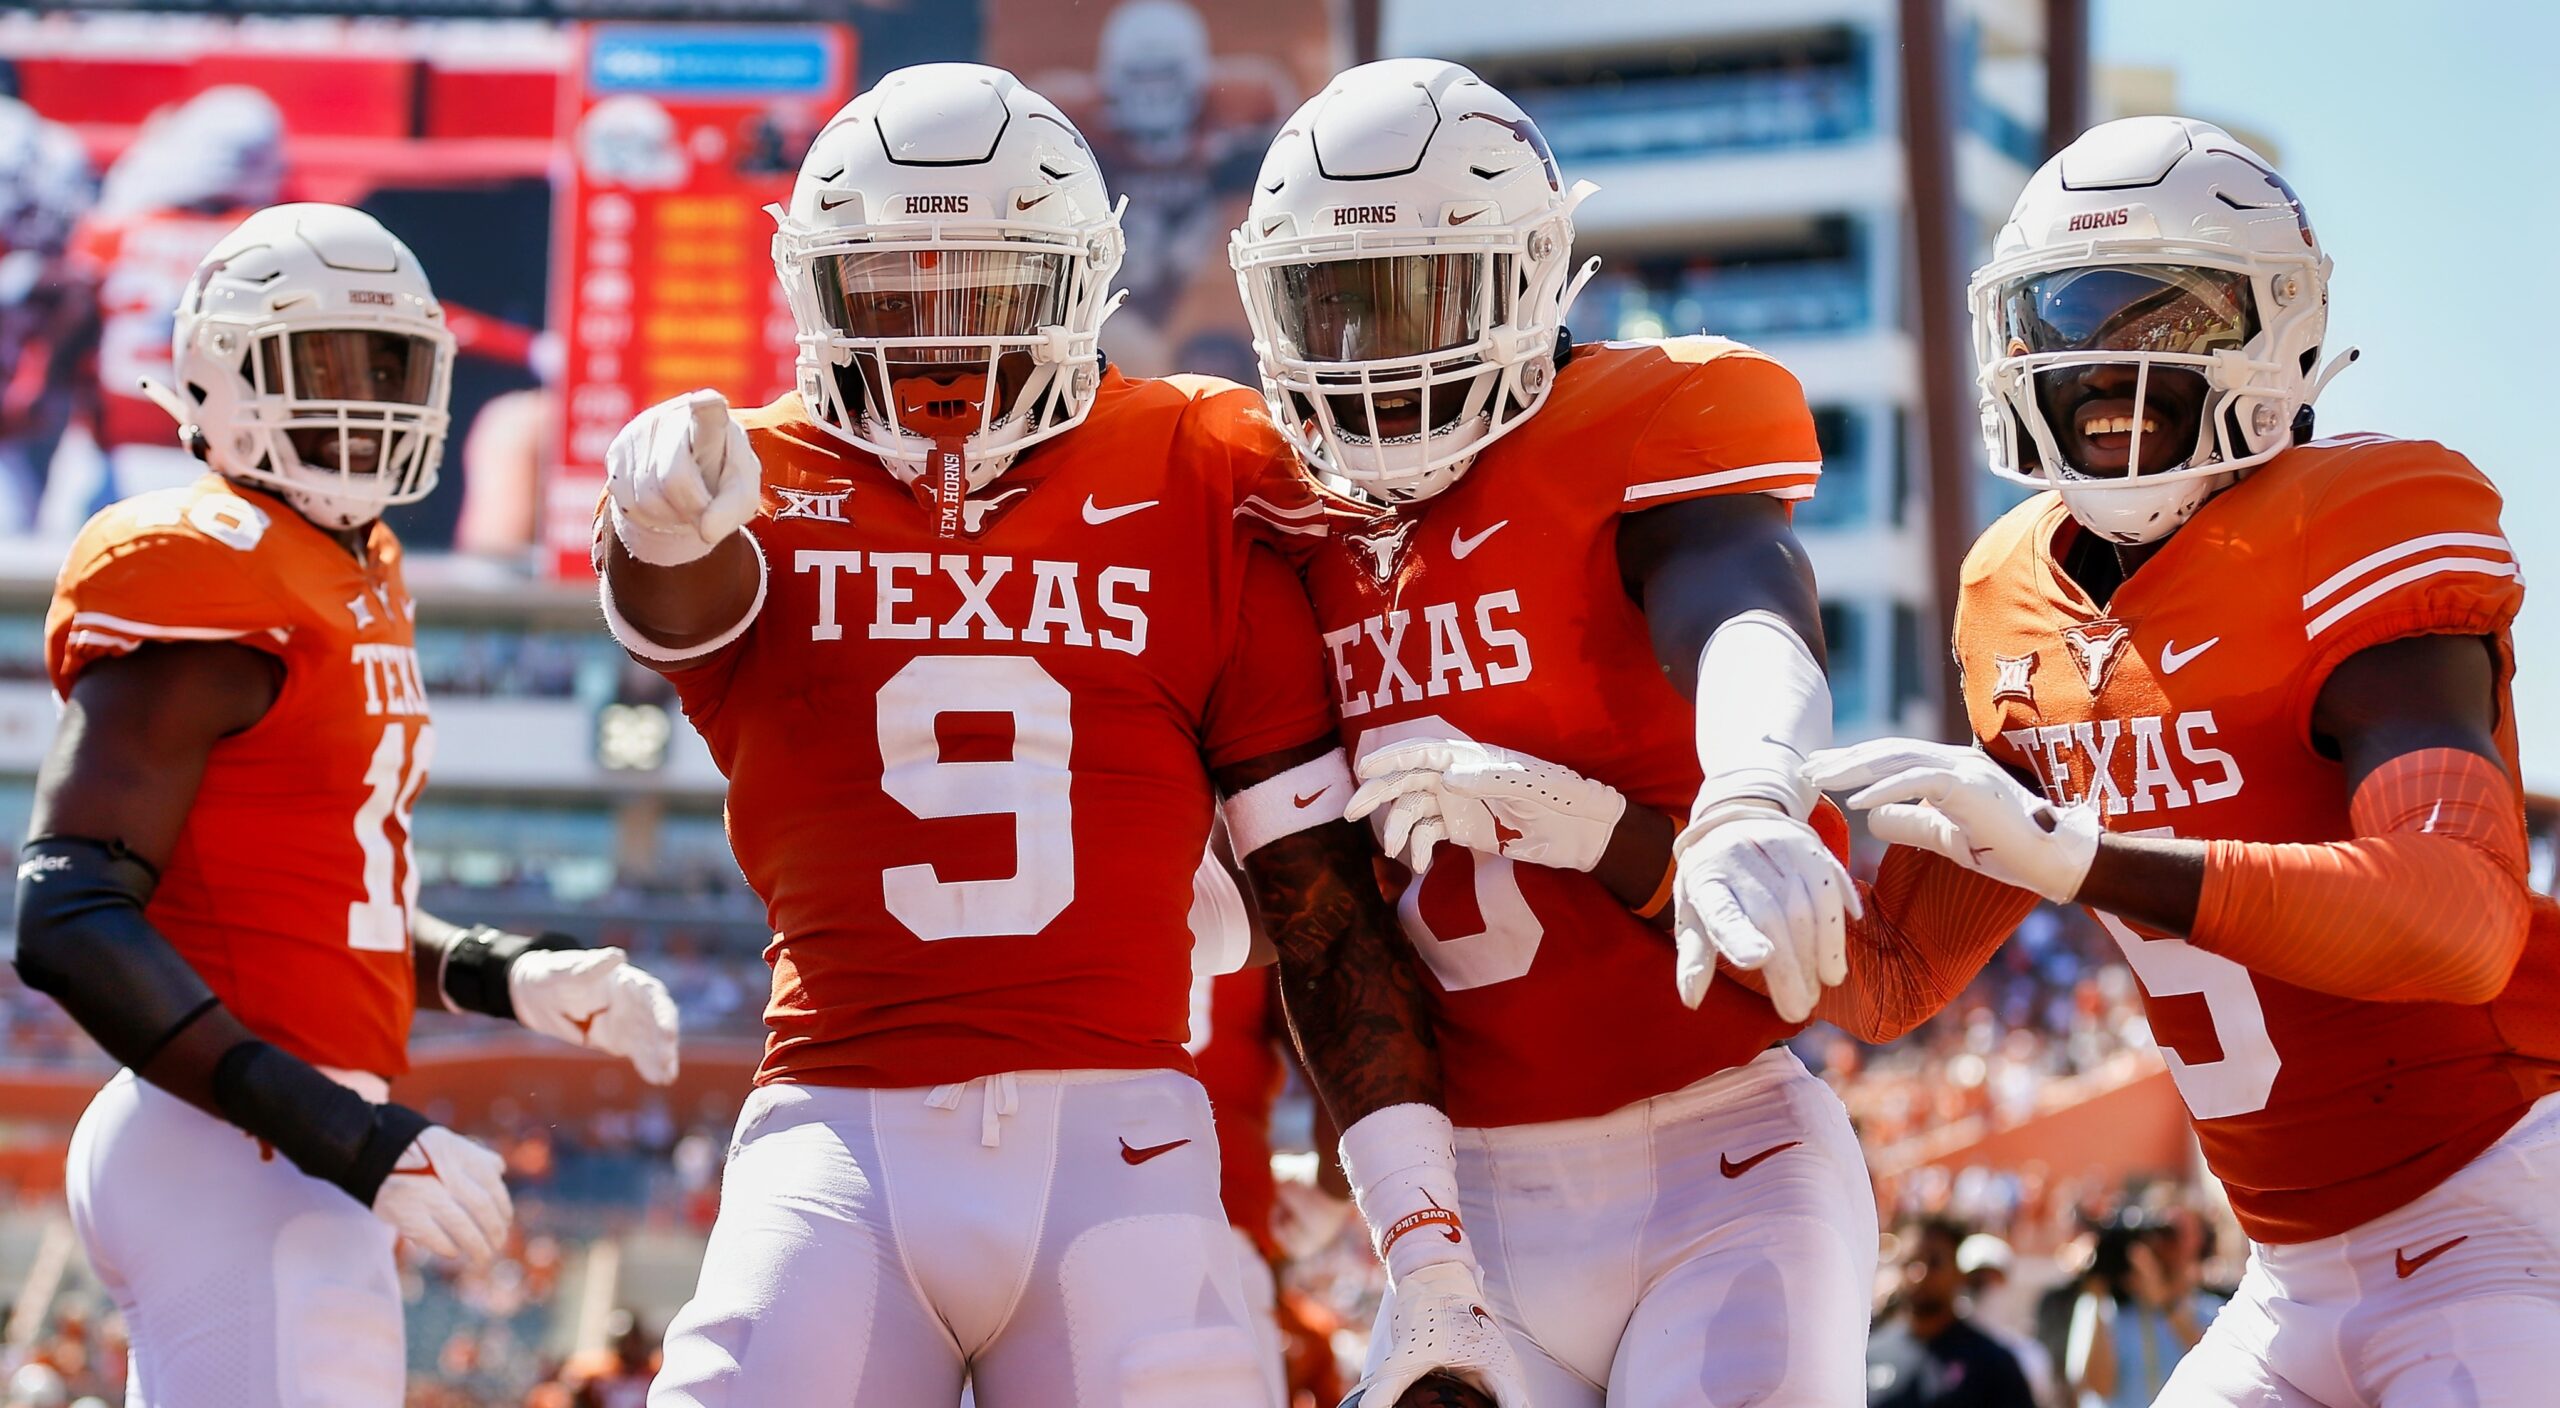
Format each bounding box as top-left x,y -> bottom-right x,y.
1220,749 -> 1354,858
1693,609 -> 1829,824
599,529 -> 767,665
1340,1103 -> 1476,1285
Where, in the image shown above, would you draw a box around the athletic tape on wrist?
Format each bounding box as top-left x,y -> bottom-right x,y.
599,530 -> 767,664
1692,609 -> 1829,823
1221,749 -> 1355,858
1340,1102 -> 1475,1283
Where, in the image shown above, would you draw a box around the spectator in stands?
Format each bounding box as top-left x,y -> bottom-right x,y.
1956,1234 -> 2061,1408
2065,1210 -> 2221,1408
1868,1217 -> 2039,1408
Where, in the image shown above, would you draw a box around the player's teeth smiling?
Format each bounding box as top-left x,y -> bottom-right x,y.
2083,413 -> 2159,436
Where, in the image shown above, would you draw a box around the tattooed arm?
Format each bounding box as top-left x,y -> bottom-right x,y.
1214,738 -> 1442,1125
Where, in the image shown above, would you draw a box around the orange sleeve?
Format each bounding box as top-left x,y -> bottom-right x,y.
1622,342 -> 1825,510
1199,543 -> 1337,772
45,500 -> 291,695
2192,748 -> 2531,1005
1810,844 -> 2043,1042
2292,444 -> 2522,745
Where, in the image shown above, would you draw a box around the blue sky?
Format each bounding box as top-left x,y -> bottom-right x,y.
2095,1 -> 2560,789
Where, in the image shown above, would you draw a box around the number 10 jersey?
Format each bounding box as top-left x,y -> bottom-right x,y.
622,376 -> 1335,1091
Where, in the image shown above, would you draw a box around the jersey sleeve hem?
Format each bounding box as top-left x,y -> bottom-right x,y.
599,530 -> 769,667
1622,460 -> 1824,507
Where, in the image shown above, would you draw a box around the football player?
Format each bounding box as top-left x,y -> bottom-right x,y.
1229,59 -> 2040,1408
13,203 -> 681,1405
67,86 -> 289,509
599,65 -> 1485,1407
1810,117 -> 2560,1406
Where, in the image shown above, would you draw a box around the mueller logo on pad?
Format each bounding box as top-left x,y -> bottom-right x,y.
348,290 -> 397,306
905,195 -> 971,215
2068,208 -> 2132,232
1331,205 -> 1397,225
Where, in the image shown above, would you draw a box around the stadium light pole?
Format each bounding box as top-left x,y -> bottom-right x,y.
1898,0 -> 1976,743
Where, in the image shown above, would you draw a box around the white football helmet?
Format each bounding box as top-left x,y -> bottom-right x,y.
143,204 -> 453,532
1231,59 -> 1597,504
98,85 -> 283,219
1970,116 -> 2351,544
771,63 -> 1124,497
1098,0 -> 1212,158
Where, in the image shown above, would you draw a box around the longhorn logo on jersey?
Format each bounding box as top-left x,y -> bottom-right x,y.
2061,620 -> 2132,694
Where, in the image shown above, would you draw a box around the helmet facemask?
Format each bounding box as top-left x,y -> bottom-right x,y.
1973,249 -> 2327,544
777,208 -> 1123,493
1239,221 -> 1587,505
197,320 -> 452,532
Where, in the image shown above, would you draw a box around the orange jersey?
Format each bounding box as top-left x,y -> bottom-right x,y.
1298,337 -> 1826,1128
650,376 -> 1335,1090
1955,435 -> 2560,1243
1190,966 -> 1285,1257
68,208 -> 254,450
45,475 -> 427,1077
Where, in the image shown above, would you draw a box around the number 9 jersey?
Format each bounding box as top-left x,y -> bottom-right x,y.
44,475 -> 429,1078
608,373 -> 1337,1092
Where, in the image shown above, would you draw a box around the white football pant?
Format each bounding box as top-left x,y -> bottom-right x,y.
652,1069 -> 1270,1407
1370,1047 -> 1876,1407
66,1069 -> 406,1407
2156,1091 -> 2560,1407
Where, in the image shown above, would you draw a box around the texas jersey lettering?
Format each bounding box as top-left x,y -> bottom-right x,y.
45,475 -> 428,1076
645,374 -> 1332,1090
1956,434 -> 2560,1242
1299,336 -> 1825,1128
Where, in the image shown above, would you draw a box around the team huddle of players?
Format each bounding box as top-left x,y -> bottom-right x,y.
11,53 -> 2555,1408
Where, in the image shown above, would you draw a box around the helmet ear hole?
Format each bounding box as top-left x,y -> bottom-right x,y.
184,382 -> 209,406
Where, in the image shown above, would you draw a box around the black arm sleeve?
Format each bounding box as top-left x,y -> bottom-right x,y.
15,835 -> 428,1207
13,836 -> 213,1069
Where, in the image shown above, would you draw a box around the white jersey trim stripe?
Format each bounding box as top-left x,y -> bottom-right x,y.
65,611 -> 252,642
2302,531 -> 2512,611
600,530 -> 769,664
1623,460 -> 1824,505
2304,557 -> 2520,640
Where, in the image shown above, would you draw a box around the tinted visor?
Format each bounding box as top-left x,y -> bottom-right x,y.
1996,264 -> 2259,359
257,329 -> 439,404
816,248 -> 1070,364
1269,254 -> 1486,363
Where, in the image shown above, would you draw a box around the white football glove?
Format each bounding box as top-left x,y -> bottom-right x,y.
509,946 -> 682,1086
372,1124 -> 512,1265
1348,738 -> 1627,876
1804,738 -> 2100,903
605,389 -> 762,566
1671,807 -> 1857,1022
1359,1261 -> 1534,1408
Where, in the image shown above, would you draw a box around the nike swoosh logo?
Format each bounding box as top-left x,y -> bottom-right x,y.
1082,495 -> 1158,525
1719,1140 -> 1801,1178
1447,208 -> 1484,225
1014,192 -> 1050,212
1449,520 -> 1508,559
1119,1137 -> 1191,1165
1261,217 -> 1287,236
2395,1234 -> 2468,1278
2159,637 -> 2221,674
818,195 -> 855,211
1293,788 -> 1330,808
